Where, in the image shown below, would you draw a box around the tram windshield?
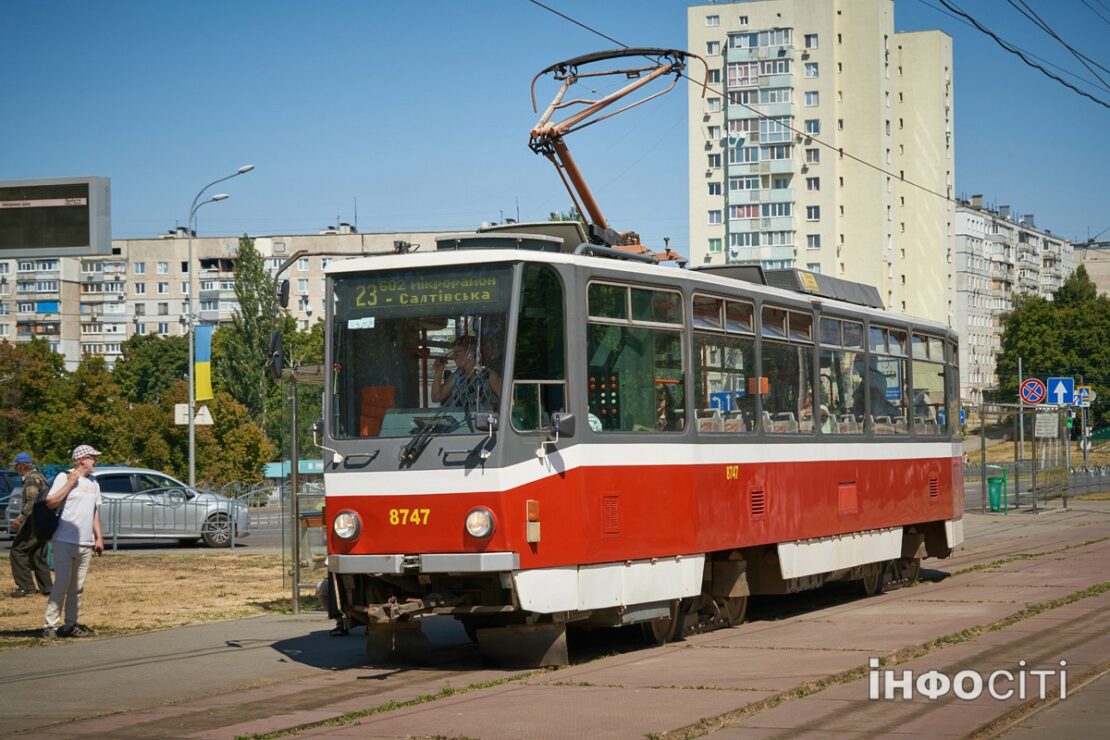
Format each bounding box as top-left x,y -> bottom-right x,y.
330,264 -> 512,438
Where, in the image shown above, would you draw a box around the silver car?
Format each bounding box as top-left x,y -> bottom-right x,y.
2,466 -> 249,547
91,467 -> 249,547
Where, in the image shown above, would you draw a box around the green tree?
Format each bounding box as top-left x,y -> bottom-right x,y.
0,338 -> 66,463
995,266 -> 1110,425
23,354 -> 127,463
213,234 -> 274,419
112,334 -> 188,404
548,205 -> 584,223
196,391 -> 275,485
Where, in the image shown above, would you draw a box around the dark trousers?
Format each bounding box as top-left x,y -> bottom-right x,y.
9,524 -> 52,594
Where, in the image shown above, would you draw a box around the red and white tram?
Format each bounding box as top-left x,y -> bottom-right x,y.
320,221 -> 963,665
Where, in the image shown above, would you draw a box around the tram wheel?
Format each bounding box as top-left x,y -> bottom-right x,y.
721,595 -> 749,626
858,561 -> 890,597
641,600 -> 680,645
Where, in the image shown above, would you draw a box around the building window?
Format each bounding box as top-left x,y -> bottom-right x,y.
133,261 -> 145,274
180,261 -> 189,274
181,282 -> 189,295
806,177 -> 820,191
157,262 -> 168,274
727,61 -> 759,87
708,153 -> 722,169
708,182 -> 722,196
708,69 -> 721,85
804,62 -> 818,78
135,323 -> 147,336
804,34 -> 818,49
297,258 -> 309,272
807,263 -> 822,273
804,119 -> 820,135
707,97 -> 722,112
157,322 -> 169,337
708,238 -> 723,253
804,91 -> 819,107
806,206 -> 821,221
806,148 -> 820,163
738,15 -> 748,25
707,40 -> 721,55
706,14 -> 719,27
708,125 -> 721,139
297,278 -> 309,294
157,282 -> 169,294
708,210 -> 723,225
807,235 -> 822,249
134,282 -> 146,295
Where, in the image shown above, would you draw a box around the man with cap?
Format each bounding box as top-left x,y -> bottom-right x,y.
42,444 -> 104,639
8,452 -> 52,597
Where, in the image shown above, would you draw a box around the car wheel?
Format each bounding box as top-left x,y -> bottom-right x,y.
202,513 -> 231,548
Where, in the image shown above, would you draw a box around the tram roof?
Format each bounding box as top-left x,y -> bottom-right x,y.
325,237 -> 952,335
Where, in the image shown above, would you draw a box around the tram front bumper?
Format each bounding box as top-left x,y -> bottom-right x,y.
329,552 -> 520,574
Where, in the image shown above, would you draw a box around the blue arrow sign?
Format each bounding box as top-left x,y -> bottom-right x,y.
1047,376 -> 1074,406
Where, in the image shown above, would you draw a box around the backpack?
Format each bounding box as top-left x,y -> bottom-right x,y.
31,487 -> 65,541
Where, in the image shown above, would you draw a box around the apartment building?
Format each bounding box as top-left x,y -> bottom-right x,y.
688,0 -> 954,324
0,225 -> 450,370
955,197 -> 1074,402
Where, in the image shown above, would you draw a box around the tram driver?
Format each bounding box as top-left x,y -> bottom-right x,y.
432,336 -> 503,410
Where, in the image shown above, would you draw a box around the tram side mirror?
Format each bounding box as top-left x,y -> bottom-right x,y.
267,330 -> 283,380
475,412 -> 500,433
312,418 -> 324,440
552,412 -> 576,438
277,279 -> 290,308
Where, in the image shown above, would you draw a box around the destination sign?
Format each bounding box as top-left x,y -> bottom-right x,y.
336,268 -> 511,318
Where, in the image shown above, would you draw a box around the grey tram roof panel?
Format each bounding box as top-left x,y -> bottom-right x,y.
691,264 -> 884,310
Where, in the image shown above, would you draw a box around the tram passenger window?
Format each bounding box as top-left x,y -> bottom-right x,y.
761,340 -> 812,433
819,349 -> 864,434
862,354 -> 908,435
725,300 -> 754,333
694,333 -> 756,433
911,360 -> 945,435
762,307 -> 788,339
693,295 -> 723,330
588,283 -> 628,320
632,288 -> 683,324
587,325 -> 684,432
512,264 -> 566,432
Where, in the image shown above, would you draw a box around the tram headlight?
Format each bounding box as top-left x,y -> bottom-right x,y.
464,507 -> 495,539
333,510 -> 361,540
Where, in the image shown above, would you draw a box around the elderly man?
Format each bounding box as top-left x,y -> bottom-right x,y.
42,445 -> 105,639
8,452 -> 52,598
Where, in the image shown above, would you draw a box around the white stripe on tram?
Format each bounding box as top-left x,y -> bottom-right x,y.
324,441 -> 962,496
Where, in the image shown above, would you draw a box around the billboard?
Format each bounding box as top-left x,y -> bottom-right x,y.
0,176 -> 111,257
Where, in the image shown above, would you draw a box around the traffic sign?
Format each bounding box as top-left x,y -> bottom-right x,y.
1075,385 -> 1093,407
1047,376 -> 1074,406
1034,412 -> 1058,438
1020,378 -> 1046,405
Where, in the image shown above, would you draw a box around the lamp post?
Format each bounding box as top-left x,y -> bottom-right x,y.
185,164 -> 254,487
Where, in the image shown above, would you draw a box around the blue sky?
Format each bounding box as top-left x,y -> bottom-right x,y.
1,1 -> 1106,250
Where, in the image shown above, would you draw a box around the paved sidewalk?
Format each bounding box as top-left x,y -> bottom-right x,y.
0,502 -> 1106,738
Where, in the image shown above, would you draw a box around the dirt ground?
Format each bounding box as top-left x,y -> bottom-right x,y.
0,551 -> 313,651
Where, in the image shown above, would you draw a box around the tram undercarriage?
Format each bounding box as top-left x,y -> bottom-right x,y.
331,519 -> 957,667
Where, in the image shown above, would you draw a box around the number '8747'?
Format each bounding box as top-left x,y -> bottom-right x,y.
389,508 -> 430,525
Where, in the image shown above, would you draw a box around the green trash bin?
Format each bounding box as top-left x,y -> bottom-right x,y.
987,476 -> 1005,512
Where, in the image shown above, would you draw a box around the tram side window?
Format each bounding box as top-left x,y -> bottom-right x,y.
761,305 -> 814,434
587,282 -> 685,432
692,294 -> 756,433
818,317 -> 865,434
910,332 -> 948,435
865,325 -> 909,435
947,339 -> 960,435
511,264 -> 566,432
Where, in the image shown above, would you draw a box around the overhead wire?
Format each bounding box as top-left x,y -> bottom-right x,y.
1078,0 -> 1110,28
1007,0 -> 1110,90
935,0 -> 1110,109
527,0 -> 960,208
914,0 -> 1109,91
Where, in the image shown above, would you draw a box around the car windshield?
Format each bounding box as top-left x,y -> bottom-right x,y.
330,263 -> 512,438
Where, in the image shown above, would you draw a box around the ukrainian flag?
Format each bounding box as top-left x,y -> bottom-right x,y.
195,323 -> 214,402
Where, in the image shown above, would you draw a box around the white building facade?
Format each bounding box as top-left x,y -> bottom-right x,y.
688,0 -> 955,324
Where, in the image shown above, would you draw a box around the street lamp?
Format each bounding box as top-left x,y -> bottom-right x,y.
185,164 -> 254,487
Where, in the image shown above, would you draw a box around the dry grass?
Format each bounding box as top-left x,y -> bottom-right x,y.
0,551 -> 308,651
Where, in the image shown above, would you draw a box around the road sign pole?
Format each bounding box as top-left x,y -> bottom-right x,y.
1018,358 -> 1024,461
1063,410 -> 1071,511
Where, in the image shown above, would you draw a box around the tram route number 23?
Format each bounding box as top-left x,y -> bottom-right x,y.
388,508 -> 431,525
725,465 -> 740,480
